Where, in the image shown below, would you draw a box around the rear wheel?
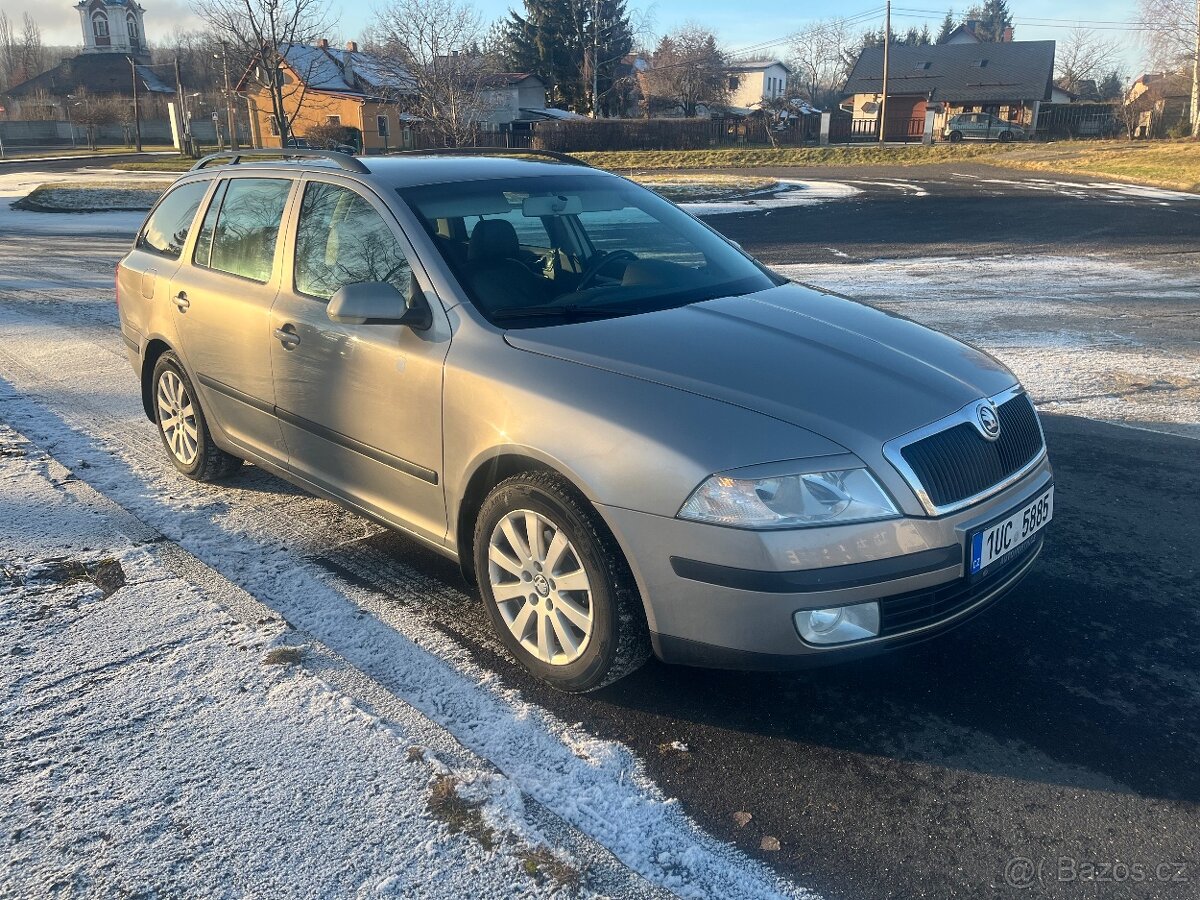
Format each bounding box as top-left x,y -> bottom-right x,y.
948,130 -> 963,143
152,351 -> 241,481
474,471 -> 649,692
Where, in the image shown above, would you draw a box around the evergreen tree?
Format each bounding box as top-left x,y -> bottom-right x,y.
936,9 -> 956,44
505,0 -> 633,114
966,0 -> 1013,42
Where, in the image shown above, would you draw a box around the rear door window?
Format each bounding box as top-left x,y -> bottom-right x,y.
204,178 -> 293,283
137,180 -> 210,258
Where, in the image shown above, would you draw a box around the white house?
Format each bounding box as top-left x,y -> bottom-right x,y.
726,60 -> 790,109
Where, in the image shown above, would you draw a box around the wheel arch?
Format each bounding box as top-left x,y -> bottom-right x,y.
140,337 -> 175,422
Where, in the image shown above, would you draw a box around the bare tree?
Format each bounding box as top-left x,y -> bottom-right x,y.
789,18 -> 857,108
0,11 -> 48,92
641,25 -> 729,118
1055,28 -> 1122,96
372,0 -> 501,147
1138,0 -> 1199,134
70,89 -> 119,149
195,0 -> 335,144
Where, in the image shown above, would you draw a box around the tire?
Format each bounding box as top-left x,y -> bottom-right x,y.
998,130 -> 1013,143
948,130 -> 963,143
474,471 -> 650,692
151,351 -> 241,481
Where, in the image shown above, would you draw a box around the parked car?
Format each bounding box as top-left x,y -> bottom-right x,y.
944,113 -> 1027,142
283,137 -> 311,149
116,149 -> 1053,691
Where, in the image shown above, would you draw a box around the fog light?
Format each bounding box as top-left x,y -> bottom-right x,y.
794,602 -> 880,645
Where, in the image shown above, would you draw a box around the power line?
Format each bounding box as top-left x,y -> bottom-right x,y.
727,5 -> 886,58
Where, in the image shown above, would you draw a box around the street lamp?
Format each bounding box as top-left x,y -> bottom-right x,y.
65,93 -> 77,148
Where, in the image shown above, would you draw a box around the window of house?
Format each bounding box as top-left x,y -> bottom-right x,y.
970,59 -> 989,68
294,182 -> 412,301
325,115 -> 342,126
137,180 -> 209,259
914,61 -> 931,71
127,16 -> 138,39
377,114 -> 389,137
728,76 -> 739,92
202,178 -> 292,283
92,13 -> 108,37
268,115 -> 280,136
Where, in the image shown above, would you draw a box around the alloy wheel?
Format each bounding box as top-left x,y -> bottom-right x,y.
487,509 -> 594,665
156,369 -> 199,466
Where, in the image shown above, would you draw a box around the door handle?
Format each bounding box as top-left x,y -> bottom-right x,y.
172,291 -> 190,312
274,326 -> 300,349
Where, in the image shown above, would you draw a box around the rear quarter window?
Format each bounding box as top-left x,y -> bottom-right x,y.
137,180 -> 210,258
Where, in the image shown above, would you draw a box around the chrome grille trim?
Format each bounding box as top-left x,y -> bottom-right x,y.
883,385 -> 1047,517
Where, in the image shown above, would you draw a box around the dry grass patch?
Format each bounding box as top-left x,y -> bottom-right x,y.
426,774 -> 495,850
262,645 -> 303,666
520,845 -> 584,893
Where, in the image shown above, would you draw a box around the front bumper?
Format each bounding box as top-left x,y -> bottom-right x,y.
598,455 -> 1052,669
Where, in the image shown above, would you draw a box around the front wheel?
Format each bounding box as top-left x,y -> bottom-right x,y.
152,351 -> 241,481
948,130 -> 963,143
474,471 -> 649,692
998,130 -> 1013,143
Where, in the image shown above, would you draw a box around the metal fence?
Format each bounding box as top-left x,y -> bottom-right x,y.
1034,103 -> 1123,139
462,115 -> 822,153
828,115 -> 926,144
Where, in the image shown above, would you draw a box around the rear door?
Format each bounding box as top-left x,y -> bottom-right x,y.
270,176 -> 451,545
171,175 -> 295,463
118,178 -> 212,352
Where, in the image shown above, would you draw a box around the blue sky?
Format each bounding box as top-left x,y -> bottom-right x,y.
22,0 -> 1150,74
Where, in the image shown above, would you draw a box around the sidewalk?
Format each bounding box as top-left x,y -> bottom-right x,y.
0,424 -> 645,898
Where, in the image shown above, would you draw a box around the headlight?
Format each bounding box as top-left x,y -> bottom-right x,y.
678,468 -> 898,529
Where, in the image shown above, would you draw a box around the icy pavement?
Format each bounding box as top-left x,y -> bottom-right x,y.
0,233 -> 813,898
775,254 -> 1200,439
0,425 -> 678,899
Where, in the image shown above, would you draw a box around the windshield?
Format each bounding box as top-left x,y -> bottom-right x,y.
398,173 -> 783,327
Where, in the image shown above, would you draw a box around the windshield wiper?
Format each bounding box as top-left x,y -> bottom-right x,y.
491,304 -> 635,322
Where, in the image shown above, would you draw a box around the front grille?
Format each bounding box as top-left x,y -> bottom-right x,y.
878,534 -> 1042,636
901,393 -> 1043,508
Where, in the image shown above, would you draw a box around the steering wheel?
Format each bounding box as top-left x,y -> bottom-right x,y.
576,249 -> 638,291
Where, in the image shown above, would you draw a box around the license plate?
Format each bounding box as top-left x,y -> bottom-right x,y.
969,487 -> 1053,575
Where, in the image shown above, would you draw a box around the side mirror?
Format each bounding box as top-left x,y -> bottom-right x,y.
327,281 -> 433,331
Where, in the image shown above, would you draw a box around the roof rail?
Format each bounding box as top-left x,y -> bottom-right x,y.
190,148 -> 370,174
386,147 -> 591,167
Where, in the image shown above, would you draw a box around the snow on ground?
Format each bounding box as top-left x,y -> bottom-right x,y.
949,173 -> 1200,204
0,236 -> 813,898
681,179 -> 860,215
1,425 -> 630,899
777,254 -> 1200,438
16,181 -> 166,211
0,168 -> 166,235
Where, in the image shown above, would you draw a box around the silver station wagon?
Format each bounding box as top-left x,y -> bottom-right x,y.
116,149 -> 1053,691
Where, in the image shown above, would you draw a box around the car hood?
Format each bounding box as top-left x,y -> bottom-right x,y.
503,282 -> 1017,455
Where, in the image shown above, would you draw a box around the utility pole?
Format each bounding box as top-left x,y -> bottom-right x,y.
591,0 -> 600,118
129,57 -> 142,152
174,57 -> 189,156
1192,0 -> 1199,137
879,0 -> 891,144
219,42 -> 239,150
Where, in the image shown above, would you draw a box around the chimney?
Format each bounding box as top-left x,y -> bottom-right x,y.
343,41 -> 357,85
317,38 -> 328,49
1002,26 -> 1013,42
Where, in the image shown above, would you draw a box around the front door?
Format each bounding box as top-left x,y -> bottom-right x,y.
172,175 -> 295,462
270,177 -> 450,545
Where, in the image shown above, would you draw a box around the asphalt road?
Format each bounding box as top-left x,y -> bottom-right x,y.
1,163 -> 1197,898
